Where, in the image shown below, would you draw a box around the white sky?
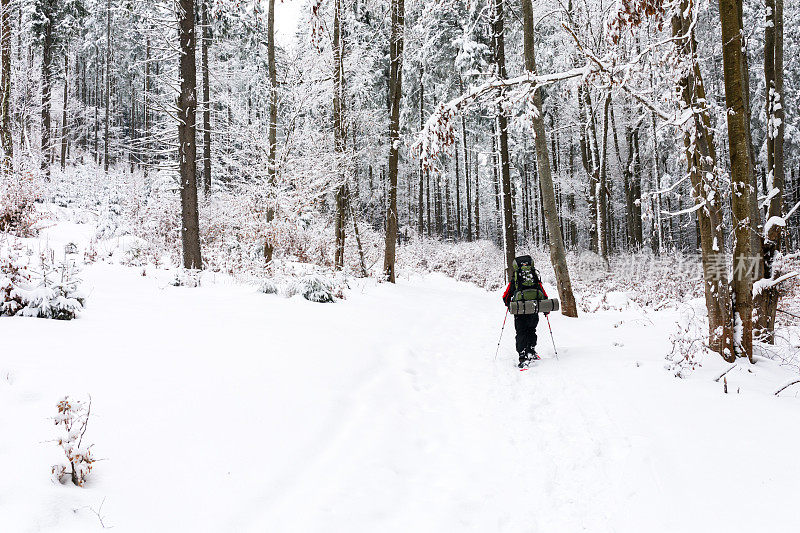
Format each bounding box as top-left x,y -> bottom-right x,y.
274,1 -> 304,46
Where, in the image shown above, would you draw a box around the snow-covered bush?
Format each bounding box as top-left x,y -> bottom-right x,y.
287,273 -> 336,303
0,242 -> 30,316
1,246 -> 86,320
397,238 -> 511,291
666,306 -> 709,378
170,268 -> 202,288
0,171 -> 42,236
259,272 -> 341,303
51,396 -> 96,487
258,279 -> 279,295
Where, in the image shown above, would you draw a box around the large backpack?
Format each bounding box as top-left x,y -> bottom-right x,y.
511,255 -> 545,302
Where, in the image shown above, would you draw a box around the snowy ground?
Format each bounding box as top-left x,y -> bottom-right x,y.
3,218 -> 800,532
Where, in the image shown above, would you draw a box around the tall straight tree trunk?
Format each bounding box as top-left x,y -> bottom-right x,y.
383,0 -> 404,282
521,0 -> 577,316
719,0 -> 754,361
143,34 -> 150,176
40,0 -> 54,179
201,0 -> 212,194
474,147 -> 480,240
465,127 -> 473,241
735,2 -> 761,260
578,86 -> 596,251
490,0 -> 515,280
177,0 -> 202,269
60,45 -> 69,171
596,93 -> 611,260
455,132 -> 461,239
93,47 -> 98,163
333,0 -> 347,271
417,73 -> 424,235
103,0 -> 111,172
458,81 -> 469,240
0,0 -> 11,173
264,0 -> 278,262
672,2 -> 733,359
755,0 -> 785,341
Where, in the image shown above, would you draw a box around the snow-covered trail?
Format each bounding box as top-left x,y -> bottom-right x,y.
3,258 -> 800,531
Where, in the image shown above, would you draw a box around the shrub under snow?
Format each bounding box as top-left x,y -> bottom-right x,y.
259,271 -> 340,303
51,396 -> 96,487
1,245 -> 86,320
0,172 -> 42,236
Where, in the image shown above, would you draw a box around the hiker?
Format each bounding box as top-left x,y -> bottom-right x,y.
502,255 -> 548,368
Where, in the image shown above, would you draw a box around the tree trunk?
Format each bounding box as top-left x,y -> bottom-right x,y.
177,0 -> 202,269
143,34 -> 150,176
333,0 -> 347,271
0,0 -> 12,173
60,46 -> 69,171
719,0 -> 754,361
264,0 -> 278,262
597,93 -> 611,261
40,1 -> 54,179
383,0 -> 404,282
474,146 -> 480,240
417,72 -> 424,235
754,0 -> 785,342
521,0 -> 577,316
673,1 -> 734,360
579,87 -> 597,252
490,0 -> 515,279
455,133 -> 461,239
463,116 -> 472,242
103,0 -> 111,172
201,0 -> 212,194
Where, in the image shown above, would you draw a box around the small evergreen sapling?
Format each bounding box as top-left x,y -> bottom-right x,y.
51,396 -> 96,487
1,247 -> 86,319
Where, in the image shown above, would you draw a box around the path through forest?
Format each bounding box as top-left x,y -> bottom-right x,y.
2,222 -> 800,532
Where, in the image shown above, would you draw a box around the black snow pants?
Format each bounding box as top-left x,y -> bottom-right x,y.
514,313 -> 539,361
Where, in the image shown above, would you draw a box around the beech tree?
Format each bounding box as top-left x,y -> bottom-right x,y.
520,0 -> 578,318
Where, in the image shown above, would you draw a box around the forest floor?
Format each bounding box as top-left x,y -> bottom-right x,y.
3,213 -> 800,532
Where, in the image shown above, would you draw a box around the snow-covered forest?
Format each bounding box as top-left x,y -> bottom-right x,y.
2,0 -> 800,530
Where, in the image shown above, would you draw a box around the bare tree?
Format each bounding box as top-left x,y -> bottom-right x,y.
490,0 -> 515,280
520,0 -> 578,317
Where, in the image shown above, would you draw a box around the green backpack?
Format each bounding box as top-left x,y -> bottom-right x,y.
511,255 -> 545,302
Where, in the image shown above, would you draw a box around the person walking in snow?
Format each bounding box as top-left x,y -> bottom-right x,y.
502,255 -> 548,368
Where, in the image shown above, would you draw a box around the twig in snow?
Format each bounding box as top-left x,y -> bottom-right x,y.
714,364 -> 738,382
774,380 -> 800,397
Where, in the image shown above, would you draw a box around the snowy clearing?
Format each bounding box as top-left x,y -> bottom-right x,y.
2,220 -> 800,532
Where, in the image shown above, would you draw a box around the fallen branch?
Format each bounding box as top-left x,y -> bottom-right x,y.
713,364 -> 738,382
774,380 -> 800,396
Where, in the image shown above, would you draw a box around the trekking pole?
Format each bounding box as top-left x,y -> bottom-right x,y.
546,314 -> 559,360
494,309 -> 509,361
